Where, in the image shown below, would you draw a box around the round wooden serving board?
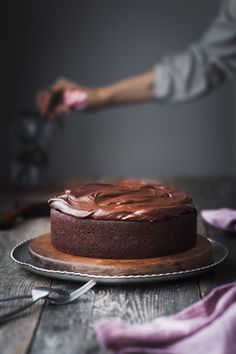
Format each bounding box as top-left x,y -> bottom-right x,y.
28,233 -> 213,276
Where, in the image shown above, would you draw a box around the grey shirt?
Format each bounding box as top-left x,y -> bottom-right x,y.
154,0 -> 236,102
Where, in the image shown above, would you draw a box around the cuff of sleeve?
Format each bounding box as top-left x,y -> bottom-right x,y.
153,62 -> 173,102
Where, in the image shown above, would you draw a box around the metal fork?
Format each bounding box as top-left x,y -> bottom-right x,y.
39,279 -> 96,305
0,279 -> 96,324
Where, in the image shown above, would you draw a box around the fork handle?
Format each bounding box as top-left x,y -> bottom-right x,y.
0,299 -> 38,324
0,294 -> 31,302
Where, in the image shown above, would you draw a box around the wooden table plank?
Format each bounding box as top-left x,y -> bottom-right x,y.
83,280 -> 200,354
0,218 -> 52,354
30,278 -> 200,354
29,281 -> 96,354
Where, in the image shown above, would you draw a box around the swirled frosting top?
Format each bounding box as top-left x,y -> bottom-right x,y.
49,180 -> 195,222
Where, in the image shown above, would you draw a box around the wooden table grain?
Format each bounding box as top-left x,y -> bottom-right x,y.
0,177 -> 236,354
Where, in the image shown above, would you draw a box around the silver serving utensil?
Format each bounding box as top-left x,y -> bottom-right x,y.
0,288 -> 50,324
0,280 -> 96,324
35,279 -> 96,305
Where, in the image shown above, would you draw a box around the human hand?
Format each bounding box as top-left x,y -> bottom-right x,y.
36,78 -> 100,118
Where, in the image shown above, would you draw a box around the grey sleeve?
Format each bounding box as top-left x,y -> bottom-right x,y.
154,0 -> 236,102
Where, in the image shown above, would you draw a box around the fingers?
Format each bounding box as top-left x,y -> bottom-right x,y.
51,77 -> 77,91
49,102 -> 70,119
37,90 -> 66,118
51,78 -> 69,91
37,78 -> 79,118
36,77 -> 89,118
37,90 -> 52,117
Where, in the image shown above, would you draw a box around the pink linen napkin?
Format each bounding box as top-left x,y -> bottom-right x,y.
201,208 -> 236,232
96,282 -> 236,354
63,90 -> 88,110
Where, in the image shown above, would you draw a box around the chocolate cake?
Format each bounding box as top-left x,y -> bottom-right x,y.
49,180 -> 197,259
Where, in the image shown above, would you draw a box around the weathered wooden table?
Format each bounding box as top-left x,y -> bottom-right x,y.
0,177 -> 236,354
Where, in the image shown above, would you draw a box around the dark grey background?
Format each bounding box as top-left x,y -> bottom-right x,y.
1,0 -> 235,183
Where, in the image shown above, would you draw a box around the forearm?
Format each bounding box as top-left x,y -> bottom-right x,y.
89,70 -> 155,109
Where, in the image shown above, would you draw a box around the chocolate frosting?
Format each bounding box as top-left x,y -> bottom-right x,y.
49,180 -> 195,223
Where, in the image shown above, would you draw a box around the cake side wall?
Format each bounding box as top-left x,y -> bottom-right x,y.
50,209 -> 197,259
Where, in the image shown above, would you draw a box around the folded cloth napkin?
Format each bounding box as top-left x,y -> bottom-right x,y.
201,208 -> 236,232
96,282 -> 236,354
63,90 -> 88,110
